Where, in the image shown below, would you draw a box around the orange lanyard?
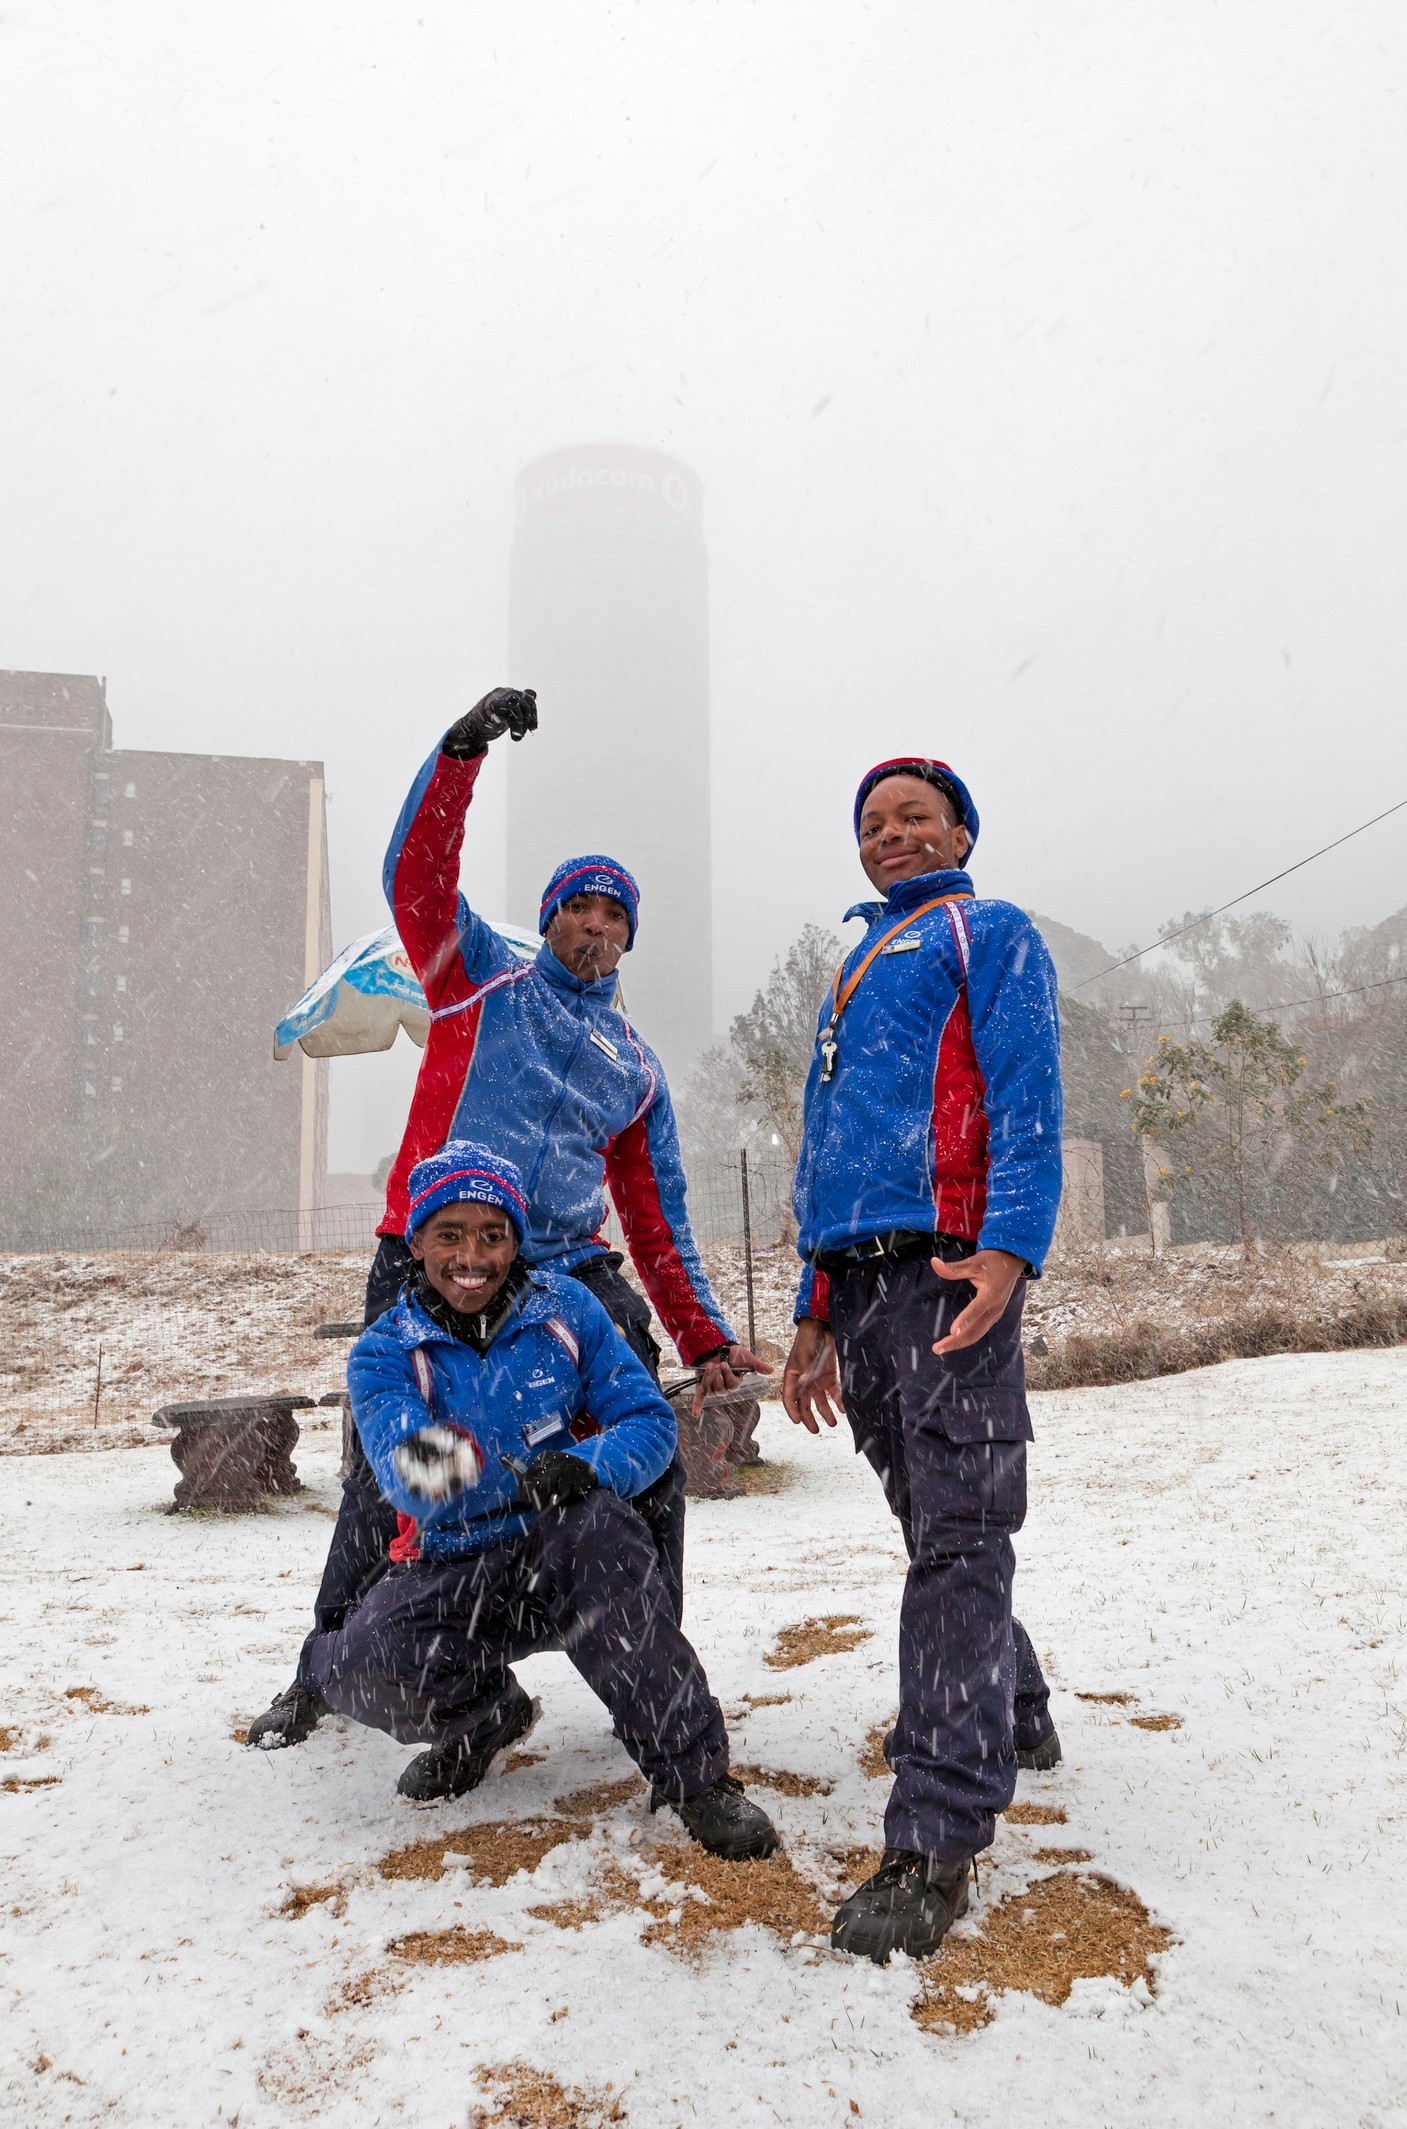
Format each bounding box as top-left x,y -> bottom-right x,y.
817,894 -> 970,1081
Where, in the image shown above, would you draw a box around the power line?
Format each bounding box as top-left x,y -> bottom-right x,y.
1144,969 -> 1407,1033
1073,794 -> 1407,989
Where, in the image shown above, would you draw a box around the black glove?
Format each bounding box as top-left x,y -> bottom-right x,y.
441,686 -> 538,759
514,1449 -> 599,1513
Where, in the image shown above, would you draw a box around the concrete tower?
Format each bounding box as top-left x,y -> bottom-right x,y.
507,444 -> 712,1079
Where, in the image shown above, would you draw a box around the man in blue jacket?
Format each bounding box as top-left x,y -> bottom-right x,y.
302,1139 -> 779,1855
782,756 -> 1062,1962
249,688 -> 763,1750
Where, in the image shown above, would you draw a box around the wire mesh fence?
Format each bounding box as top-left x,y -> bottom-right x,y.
0,1250 -> 371,1456
0,1203 -> 386,1257
0,1153 -> 798,1456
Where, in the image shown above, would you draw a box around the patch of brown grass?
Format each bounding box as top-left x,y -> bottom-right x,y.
860,1722 -> 893,1779
503,1751 -> 547,1772
0,1728 -> 18,1753
731,1460 -> 792,1496
2,1776 -> 61,1793
379,1820 -> 575,1888
1033,1847 -> 1094,1864
471,2062 -> 625,2127
1130,1713 -> 1183,1732
731,1762 -> 833,1798
738,1692 -> 792,1709
324,1967 -> 405,2014
640,1843 -> 829,1954
764,1615 -> 871,1670
1028,1289 -> 1407,1392
231,1726 -> 249,1745
914,1870 -> 1174,2035
554,1777 -> 642,1820
64,1686 -> 150,1716
529,1864 -> 643,1932
529,1839 -> 830,1955
281,1881 -> 345,1920
390,1927 -> 522,1965
1003,1803 -> 1067,1826
1076,1690 -> 1134,1705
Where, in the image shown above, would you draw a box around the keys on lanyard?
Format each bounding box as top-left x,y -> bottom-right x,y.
814,893 -> 968,1089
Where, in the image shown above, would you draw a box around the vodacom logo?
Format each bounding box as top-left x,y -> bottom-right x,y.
516,458 -> 694,522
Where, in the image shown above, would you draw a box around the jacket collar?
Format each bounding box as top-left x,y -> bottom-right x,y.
844,866 -> 974,926
393,1273 -> 560,1352
534,939 -> 620,1010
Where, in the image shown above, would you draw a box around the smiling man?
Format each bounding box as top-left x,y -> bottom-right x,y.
248,688 -> 762,1752
782,756 -> 1063,1963
299,1138 -> 778,1853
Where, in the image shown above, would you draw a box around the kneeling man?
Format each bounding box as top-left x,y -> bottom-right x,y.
303,1140 -> 778,1862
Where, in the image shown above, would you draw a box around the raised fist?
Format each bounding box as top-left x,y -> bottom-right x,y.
441,686 -> 538,760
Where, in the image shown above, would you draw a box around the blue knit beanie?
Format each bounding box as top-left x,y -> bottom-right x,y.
538,856 -> 640,948
853,757 -> 980,855
405,1141 -> 528,1243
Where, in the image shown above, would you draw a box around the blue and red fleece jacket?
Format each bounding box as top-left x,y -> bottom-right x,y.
793,868 -> 1063,1321
379,741 -> 733,1366
349,1271 -> 676,1563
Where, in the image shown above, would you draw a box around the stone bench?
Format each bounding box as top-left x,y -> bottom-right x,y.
151,1394 -> 316,1512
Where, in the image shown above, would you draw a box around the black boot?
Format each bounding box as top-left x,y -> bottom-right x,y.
830,1847 -> 971,1963
654,1775 -> 779,1860
246,1681 -> 328,1751
397,1691 -> 538,1803
1016,1727 -> 1062,1771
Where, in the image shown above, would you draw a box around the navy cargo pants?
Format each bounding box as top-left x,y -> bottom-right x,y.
303,1488 -> 728,1801
303,1238 -> 687,1661
828,1246 -> 1053,1864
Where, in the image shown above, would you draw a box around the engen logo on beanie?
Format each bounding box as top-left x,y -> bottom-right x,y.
404,1141 -> 529,1243
538,855 -> 640,948
852,758 -> 980,854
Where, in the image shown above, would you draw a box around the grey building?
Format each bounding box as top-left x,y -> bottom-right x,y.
506,445 -> 713,1079
0,670 -> 330,1243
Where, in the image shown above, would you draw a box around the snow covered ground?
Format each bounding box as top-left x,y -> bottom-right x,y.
3,1349 -> 1406,2129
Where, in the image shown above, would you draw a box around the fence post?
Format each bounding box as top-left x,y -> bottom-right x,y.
739,1148 -> 756,1354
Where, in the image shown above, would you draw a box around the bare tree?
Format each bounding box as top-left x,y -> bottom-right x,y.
728,924 -> 842,1166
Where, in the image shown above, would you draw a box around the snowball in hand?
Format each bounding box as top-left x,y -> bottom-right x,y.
392,1426 -> 484,1501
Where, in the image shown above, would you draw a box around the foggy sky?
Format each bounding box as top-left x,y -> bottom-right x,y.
4,1 -> 1405,1172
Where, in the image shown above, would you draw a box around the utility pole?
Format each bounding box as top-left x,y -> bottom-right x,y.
739,1147 -> 756,1355
1118,1000 -> 1155,1052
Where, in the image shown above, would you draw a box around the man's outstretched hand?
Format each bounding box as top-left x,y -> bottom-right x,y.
442,686 -> 539,759
781,1317 -> 844,1434
692,1342 -> 771,1416
930,1248 -> 1024,1354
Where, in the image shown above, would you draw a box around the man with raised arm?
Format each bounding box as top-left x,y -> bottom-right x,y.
782,755 -> 1063,1963
248,687 -> 764,1767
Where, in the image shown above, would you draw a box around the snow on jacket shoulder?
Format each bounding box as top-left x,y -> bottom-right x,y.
792,869 -> 1063,1320
376,739 -> 733,1365
348,1272 -> 677,1562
